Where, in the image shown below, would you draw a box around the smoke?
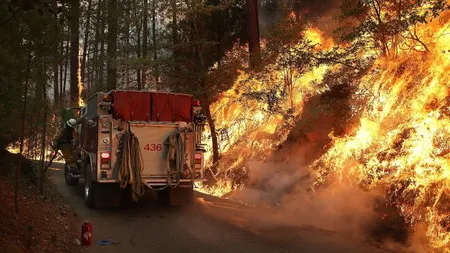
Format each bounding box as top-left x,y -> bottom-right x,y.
231,159 -> 308,205
224,86 -> 410,249
311,2 -> 343,40
295,0 -> 343,39
258,0 -> 343,38
231,160 -> 378,239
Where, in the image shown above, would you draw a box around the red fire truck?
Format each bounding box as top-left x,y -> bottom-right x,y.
63,90 -> 207,208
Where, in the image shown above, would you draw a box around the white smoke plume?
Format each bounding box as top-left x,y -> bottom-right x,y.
231,158 -> 378,237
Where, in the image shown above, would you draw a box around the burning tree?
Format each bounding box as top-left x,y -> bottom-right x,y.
199,27 -> 333,196
200,0 -> 450,251
274,40 -> 316,109
337,0 -> 448,57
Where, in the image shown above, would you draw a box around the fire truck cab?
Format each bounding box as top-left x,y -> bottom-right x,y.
63,90 -> 207,208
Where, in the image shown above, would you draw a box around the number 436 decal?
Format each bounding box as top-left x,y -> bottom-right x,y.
144,144 -> 163,151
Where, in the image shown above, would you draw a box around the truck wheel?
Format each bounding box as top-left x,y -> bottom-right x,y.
84,163 -> 95,208
64,163 -> 79,186
84,163 -> 123,209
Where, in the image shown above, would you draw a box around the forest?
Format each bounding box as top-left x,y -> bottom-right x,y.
2,0 -> 450,252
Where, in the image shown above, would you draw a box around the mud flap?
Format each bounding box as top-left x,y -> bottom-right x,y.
158,184 -> 194,206
94,183 -> 124,209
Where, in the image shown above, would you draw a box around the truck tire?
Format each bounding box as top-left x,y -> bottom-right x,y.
84,162 -> 123,209
64,163 -> 79,186
84,163 -> 95,208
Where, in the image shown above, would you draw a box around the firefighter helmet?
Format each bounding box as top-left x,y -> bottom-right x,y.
67,119 -> 77,128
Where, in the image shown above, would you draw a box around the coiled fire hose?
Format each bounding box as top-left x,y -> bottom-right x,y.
115,129 -> 145,201
166,130 -> 190,187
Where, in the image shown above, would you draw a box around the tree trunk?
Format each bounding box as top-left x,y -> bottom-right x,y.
293,0 -> 301,22
203,98 -> 219,165
70,0 -> 80,107
39,109 -> 47,195
215,6 -> 223,68
172,0 -> 180,91
124,0 -> 131,87
16,48 -> 32,214
107,0 -> 118,91
27,111 -> 34,158
98,0 -> 106,91
133,0 -> 141,89
53,51 -> 59,107
142,0 -> 148,89
59,37 -> 64,104
92,0 -> 101,92
152,0 -> 158,88
186,0 -> 219,165
81,0 -> 93,87
247,0 -> 261,70
33,108 -> 41,162
62,26 -> 70,105
53,0 -> 59,107
39,66 -> 48,196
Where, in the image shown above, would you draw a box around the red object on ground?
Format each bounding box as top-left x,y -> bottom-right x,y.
81,221 -> 93,246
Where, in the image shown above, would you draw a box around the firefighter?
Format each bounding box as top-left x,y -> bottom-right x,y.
53,119 -> 79,168
54,119 -> 77,147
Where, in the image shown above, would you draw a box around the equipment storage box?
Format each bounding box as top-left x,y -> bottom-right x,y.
111,91 -> 194,122
150,92 -> 193,122
112,91 -> 151,121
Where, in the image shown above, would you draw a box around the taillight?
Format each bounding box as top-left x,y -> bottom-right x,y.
195,153 -> 202,164
100,152 -> 110,164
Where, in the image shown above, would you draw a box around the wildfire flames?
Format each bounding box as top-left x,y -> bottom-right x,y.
199,27 -> 333,196
312,12 -> 450,250
199,4 -> 450,252
78,51 -> 85,107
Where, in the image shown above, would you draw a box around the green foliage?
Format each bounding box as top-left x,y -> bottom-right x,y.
336,0 -> 449,56
155,0 -> 249,97
0,2 -> 61,147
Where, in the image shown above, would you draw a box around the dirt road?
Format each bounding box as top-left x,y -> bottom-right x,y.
48,163 -> 390,253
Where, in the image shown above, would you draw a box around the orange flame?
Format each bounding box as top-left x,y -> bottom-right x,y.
77,50 -> 85,107
311,10 -> 450,251
200,4 -> 450,250
303,27 -> 334,51
198,27 -> 333,197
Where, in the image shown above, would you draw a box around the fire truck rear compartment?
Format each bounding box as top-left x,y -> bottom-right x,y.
127,122 -> 196,188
